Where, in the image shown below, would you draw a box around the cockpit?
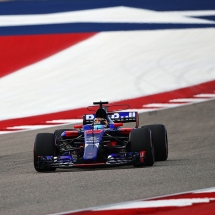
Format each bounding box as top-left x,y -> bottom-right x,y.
93,117 -> 108,129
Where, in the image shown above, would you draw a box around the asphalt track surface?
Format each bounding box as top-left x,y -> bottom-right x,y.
1,100 -> 215,215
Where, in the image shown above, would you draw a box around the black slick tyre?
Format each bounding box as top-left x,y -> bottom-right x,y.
142,124 -> 168,161
130,127 -> 154,167
33,133 -> 56,172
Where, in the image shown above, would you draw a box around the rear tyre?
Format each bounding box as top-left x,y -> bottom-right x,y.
33,133 -> 56,172
142,124 -> 168,161
130,127 -> 154,167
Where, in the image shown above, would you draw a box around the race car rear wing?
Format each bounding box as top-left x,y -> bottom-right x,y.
83,111 -> 139,128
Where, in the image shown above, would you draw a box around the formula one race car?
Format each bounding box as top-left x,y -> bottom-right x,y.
33,101 -> 168,172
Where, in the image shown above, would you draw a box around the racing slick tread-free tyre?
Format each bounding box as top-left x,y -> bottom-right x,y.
54,129 -> 75,139
34,133 -> 56,172
142,124 -> 168,161
130,127 -> 154,167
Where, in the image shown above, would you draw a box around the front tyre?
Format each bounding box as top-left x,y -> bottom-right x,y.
33,133 -> 56,172
142,124 -> 168,161
130,127 -> 154,167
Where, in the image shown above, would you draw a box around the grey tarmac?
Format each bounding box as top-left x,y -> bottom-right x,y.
0,99 -> 215,215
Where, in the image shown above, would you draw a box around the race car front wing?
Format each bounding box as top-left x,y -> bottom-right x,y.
35,151 -> 146,168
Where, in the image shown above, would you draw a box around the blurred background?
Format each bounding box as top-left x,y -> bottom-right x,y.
0,0 -> 215,131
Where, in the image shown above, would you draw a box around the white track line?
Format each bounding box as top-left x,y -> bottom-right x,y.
0,7 -> 214,27
7,125 -> 63,130
194,93 -> 215,98
194,187 -> 215,193
0,131 -> 13,135
169,98 -> 208,103
93,198 -> 215,210
46,119 -> 82,124
143,103 -> 186,108
125,108 -> 159,113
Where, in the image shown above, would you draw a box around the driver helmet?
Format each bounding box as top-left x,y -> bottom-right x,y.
94,118 -> 108,126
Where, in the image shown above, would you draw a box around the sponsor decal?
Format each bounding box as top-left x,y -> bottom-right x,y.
86,136 -> 99,143
85,112 -> 136,121
86,114 -> 95,120
139,151 -> 146,163
110,112 -> 136,119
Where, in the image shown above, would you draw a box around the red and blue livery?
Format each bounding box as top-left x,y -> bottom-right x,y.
33,101 -> 168,172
